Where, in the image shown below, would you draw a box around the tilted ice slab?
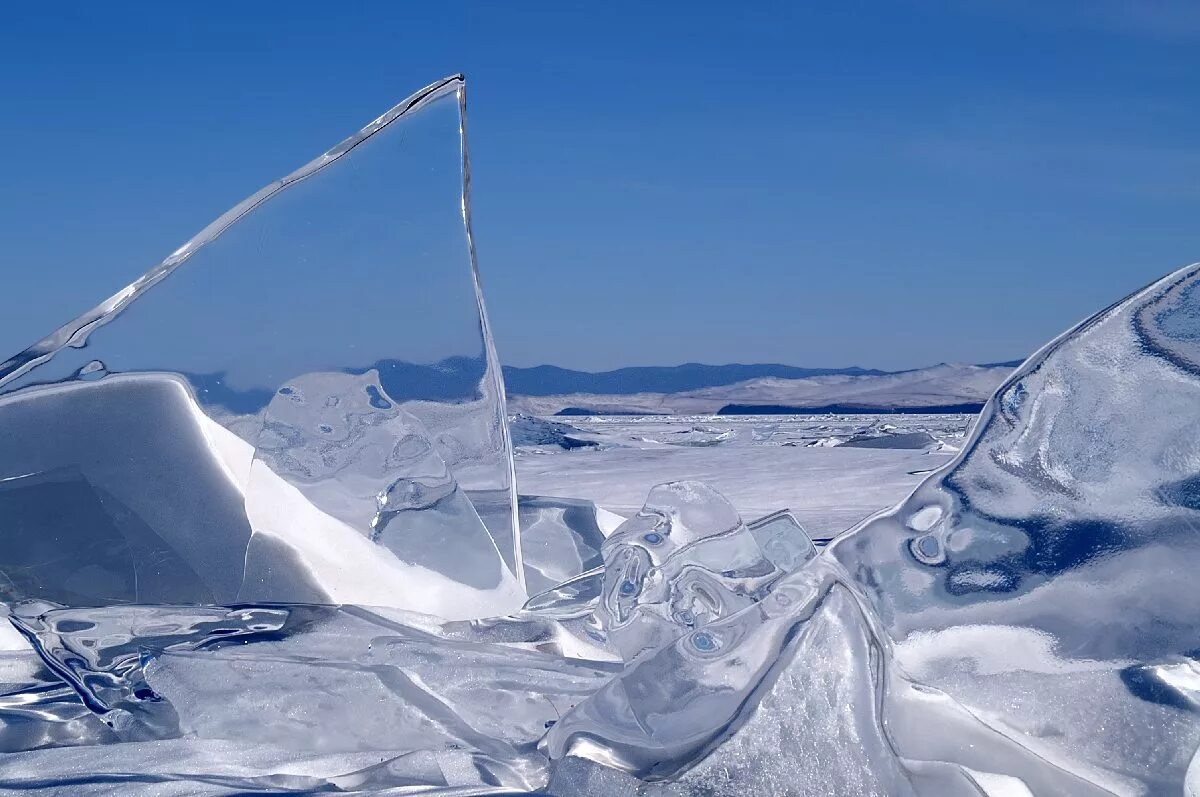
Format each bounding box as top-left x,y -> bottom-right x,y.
827,262 -> 1200,792
518,494 -> 624,595
0,76 -> 525,619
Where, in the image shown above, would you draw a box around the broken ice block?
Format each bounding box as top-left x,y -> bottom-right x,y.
508,414 -> 598,450
544,569 -> 887,784
833,263 -> 1200,658
522,567 -> 606,619
10,600 -> 620,792
596,481 -> 785,662
746,508 -> 817,572
518,494 -> 618,594
0,76 -> 524,618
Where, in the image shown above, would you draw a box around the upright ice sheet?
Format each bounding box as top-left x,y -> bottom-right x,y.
834,263 -> 1200,655
0,76 -> 524,618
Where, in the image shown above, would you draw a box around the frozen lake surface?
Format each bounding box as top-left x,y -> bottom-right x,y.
514,413 -> 975,538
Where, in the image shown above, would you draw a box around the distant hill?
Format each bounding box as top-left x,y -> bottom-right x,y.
505,362 -> 1021,416
181,358 -> 1021,417
501,363 -> 886,396
714,402 -> 987,415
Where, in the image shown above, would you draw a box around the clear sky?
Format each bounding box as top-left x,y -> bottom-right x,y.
2,2 -> 1198,372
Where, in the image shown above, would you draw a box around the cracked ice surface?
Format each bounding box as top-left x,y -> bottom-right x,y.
3,73 -> 1200,795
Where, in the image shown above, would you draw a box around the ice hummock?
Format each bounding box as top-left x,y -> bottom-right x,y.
509,413 -> 599,451
3,72 -> 1200,795
595,481 -> 786,663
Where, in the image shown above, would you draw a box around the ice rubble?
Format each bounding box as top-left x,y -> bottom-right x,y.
1,73 -> 1200,796
508,414 -> 599,451
638,425 -> 736,447
838,429 -> 940,449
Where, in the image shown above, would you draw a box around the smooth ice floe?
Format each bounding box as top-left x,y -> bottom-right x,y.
2,71 -> 1200,796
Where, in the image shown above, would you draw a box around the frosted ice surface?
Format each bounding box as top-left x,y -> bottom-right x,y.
636,586 -> 916,797
0,76 -> 524,619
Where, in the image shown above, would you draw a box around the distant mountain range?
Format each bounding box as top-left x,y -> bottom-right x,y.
504,361 -> 1024,416
501,363 -> 889,396
181,359 -> 1023,417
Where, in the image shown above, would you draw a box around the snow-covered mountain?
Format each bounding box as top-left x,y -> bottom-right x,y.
505,362 -> 1016,415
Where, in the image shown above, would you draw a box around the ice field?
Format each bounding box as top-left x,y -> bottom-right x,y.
513,413 -> 974,537
1,74 -> 1200,795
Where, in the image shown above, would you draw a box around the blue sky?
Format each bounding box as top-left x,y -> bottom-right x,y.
2,2 -> 1198,371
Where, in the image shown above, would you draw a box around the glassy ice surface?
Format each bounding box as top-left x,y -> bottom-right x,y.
4,77 -> 1200,795
517,494 -> 620,595
0,75 -> 524,619
747,508 -> 818,569
825,262 -> 1200,794
595,481 -> 786,663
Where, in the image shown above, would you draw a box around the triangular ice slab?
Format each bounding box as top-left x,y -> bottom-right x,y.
0,76 -> 524,618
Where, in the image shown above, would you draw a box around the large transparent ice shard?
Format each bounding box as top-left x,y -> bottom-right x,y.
0,76 -> 524,618
834,262 -> 1200,650
825,262 -> 1200,790
517,494 -> 615,595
